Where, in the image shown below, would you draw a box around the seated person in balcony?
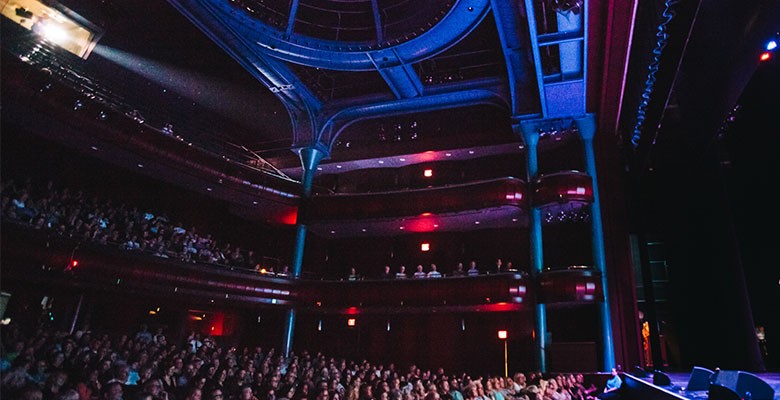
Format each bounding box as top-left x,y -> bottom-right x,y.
451,262 -> 466,277
380,265 -> 393,280
413,265 -> 427,279
427,264 -> 442,278
395,265 -> 408,279
347,268 -> 360,281
494,258 -> 504,274
467,261 -> 479,276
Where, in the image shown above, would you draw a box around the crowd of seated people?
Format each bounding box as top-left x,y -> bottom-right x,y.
0,177 -> 276,273
2,176 -> 527,283
0,320 -> 602,400
348,260 -> 523,281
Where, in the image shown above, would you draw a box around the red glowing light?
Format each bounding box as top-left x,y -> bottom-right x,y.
273,207 -> 298,225
760,52 -> 771,61
498,330 -> 508,340
346,306 -> 360,315
421,243 -> 430,252
71,260 -> 79,267
421,212 -> 432,216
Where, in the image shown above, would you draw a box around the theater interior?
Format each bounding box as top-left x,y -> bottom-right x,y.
1,0 -> 778,392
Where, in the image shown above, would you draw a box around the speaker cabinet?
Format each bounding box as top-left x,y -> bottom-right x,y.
709,384 -> 741,400
711,370 -> 775,400
652,370 -> 671,386
685,366 -> 714,391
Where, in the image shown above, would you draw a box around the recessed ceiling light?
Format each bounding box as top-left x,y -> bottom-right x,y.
206,187 -> 213,191
253,201 -> 258,205
317,167 -> 323,171
468,150 -> 475,154
361,229 -> 367,232
474,221 -> 480,224
399,226 -> 405,230
336,165 -> 342,169
137,163 -> 144,168
91,146 -> 99,151
512,218 -> 518,222
399,158 -> 406,162
445,153 -> 452,157
378,160 -> 384,164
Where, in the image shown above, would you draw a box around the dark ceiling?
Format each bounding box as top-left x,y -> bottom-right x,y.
1,0 -> 778,234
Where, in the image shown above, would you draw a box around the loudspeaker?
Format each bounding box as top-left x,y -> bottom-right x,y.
711,370 -> 776,400
652,370 -> 671,386
633,365 -> 648,377
709,384 -> 741,400
685,366 -> 714,391
734,371 -> 775,400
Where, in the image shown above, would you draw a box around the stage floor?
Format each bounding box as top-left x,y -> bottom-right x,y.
642,371 -> 780,399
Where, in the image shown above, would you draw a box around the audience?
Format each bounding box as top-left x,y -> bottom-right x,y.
1,177 -> 278,273
0,318 -> 605,400
2,177 -> 528,282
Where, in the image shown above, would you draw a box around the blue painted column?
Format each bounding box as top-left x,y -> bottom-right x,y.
517,122 -> 547,373
575,114 -> 616,371
282,145 -> 327,358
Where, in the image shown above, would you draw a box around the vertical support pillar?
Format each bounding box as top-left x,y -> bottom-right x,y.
282,145 -> 327,358
517,121 -> 547,373
575,114 -> 616,371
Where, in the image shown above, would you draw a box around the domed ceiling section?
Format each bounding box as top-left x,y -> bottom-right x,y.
225,0 -> 487,69
230,0 -> 457,47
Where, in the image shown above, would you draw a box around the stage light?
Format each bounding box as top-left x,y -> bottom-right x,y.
2,0 -> 104,59
760,52 -> 771,61
767,40 -> 777,51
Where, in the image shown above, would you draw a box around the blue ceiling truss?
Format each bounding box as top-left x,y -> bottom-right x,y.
167,0 -> 589,156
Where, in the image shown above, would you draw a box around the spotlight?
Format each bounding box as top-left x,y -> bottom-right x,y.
98,111 -> 108,120
767,40 -> 777,51
73,100 -> 83,110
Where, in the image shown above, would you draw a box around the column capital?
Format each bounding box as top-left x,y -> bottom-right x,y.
573,113 -> 597,141
513,118 -> 540,147
297,143 -> 329,172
